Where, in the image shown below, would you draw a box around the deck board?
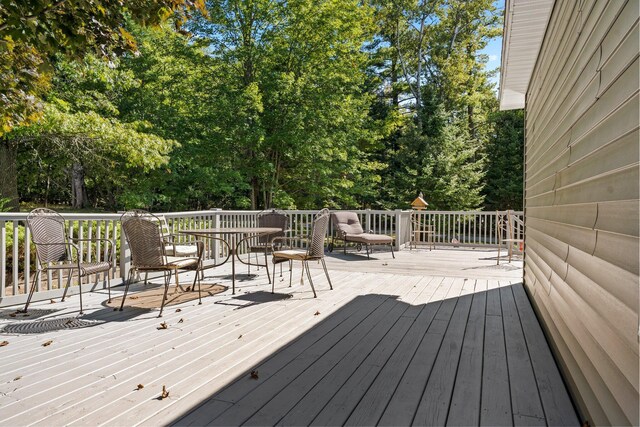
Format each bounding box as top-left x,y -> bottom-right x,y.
501,286 -> 546,425
481,288 -> 512,426
375,297 -> 458,426
446,290 -> 487,426
0,248 -> 578,426
314,280 -> 445,426
511,284 -> 580,426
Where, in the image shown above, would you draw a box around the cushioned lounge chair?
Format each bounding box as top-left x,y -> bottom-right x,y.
328,211 -> 395,259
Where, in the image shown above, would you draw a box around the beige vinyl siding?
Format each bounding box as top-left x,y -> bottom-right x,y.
523,0 -> 639,425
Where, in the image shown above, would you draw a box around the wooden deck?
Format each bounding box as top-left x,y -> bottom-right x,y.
0,249 -> 579,426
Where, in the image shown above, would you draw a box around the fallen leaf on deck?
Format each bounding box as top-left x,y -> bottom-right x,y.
157,322 -> 168,330
129,296 -> 139,300
314,311 -> 320,316
42,340 -> 53,347
160,385 -> 170,399
175,308 -> 182,312
178,318 -> 184,323
185,287 -> 191,292
250,370 -> 259,380
13,376 -> 21,381
0,341 -> 8,347
50,299 -> 56,303
136,384 -> 144,390
9,313 -> 16,317
238,335 -> 243,339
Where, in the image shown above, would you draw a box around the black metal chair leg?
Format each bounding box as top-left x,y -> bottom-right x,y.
289,261 -> 293,287
321,258 -> 332,290
107,269 -> 112,303
264,250 -> 271,284
119,269 -> 135,311
78,275 -> 84,315
304,261 -> 317,298
61,270 -> 74,302
271,260 -> 276,294
390,243 -> 395,259
299,261 -> 305,286
22,269 -> 40,313
193,268 -> 202,305
158,272 -> 171,317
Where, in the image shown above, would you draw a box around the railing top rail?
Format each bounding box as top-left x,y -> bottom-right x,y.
0,212 -> 122,221
0,209 -> 523,222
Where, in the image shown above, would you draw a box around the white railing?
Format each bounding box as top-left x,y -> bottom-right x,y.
0,209 -> 522,307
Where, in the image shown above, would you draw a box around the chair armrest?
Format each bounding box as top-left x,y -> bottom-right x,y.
271,235 -> 293,251
70,238 -> 115,262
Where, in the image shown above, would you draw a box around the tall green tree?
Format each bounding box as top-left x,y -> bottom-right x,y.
190,0 -> 378,209
0,0 -> 204,209
368,0 -> 500,209
483,109 -> 524,210
14,55 -> 178,209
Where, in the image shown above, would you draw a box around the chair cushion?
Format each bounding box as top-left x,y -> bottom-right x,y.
344,233 -> 393,244
331,212 -> 364,235
165,256 -> 199,269
165,244 -> 198,257
273,249 -> 308,261
45,262 -> 111,276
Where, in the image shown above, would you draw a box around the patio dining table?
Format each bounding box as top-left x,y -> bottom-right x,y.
184,227 -> 283,294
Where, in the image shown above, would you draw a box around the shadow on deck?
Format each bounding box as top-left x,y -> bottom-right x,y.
171,284 -> 579,426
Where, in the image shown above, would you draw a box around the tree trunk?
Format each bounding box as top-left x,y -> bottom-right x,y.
415,17 -> 425,132
250,176 -> 259,210
71,162 -> 88,209
0,137 -> 19,211
391,22 -> 400,110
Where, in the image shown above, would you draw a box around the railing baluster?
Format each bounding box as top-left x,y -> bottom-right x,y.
0,220 -> 5,298
12,222 -> 19,296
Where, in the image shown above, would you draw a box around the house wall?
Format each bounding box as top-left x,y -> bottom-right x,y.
523,0 -> 639,425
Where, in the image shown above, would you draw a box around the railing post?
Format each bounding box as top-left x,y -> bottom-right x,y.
211,208 -> 221,262
394,209 -> 403,251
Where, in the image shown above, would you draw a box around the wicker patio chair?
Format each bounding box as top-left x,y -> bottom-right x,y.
271,208 -> 332,297
246,209 -> 289,282
120,210 -> 204,317
124,210 -> 202,284
23,208 -> 114,315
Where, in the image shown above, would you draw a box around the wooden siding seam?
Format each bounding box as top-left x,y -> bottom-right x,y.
555,162 -> 639,193
568,120 -> 639,165
527,0 -> 611,129
527,1 -> 629,149
569,69 -> 639,147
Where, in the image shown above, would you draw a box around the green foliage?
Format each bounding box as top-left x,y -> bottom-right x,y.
0,197 -> 13,212
483,109 -> 524,210
0,0 -> 206,136
186,0 -> 379,209
0,39 -> 50,134
7,0 -> 522,212
15,55 -> 178,209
